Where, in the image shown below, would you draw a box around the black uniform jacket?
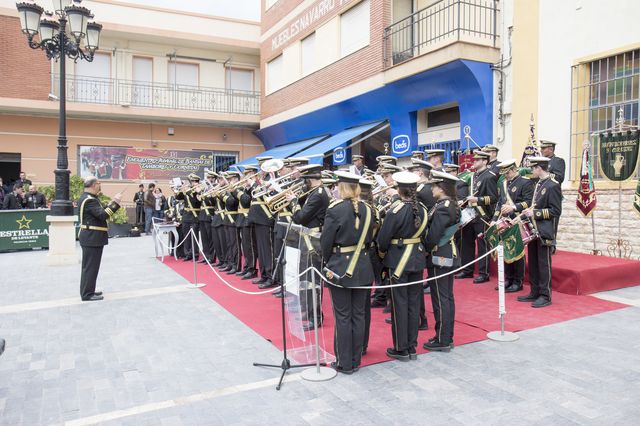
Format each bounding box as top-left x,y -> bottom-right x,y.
248,181 -> 275,227
211,195 -> 225,227
376,200 -> 428,277
531,176 -> 562,244
321,200 -> 375,287
456,180 -> 469,201
471,168 -> 498,220
237,185 -> 253,227
425,198 -> 460,268
175,191 -> 201,223
493,175 -> 535,221
292,186 -> 330,230
198,193 -> 215,222
488,160 -> 501,182
224,190 -> 240,227
78,192 -> 120,247
416,182 -> 436,210
548,155 -> 566,185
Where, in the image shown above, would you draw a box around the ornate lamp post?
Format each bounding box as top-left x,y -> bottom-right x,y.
16,0 -> 102,216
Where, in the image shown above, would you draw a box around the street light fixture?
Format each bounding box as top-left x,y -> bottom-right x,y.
15,0 -> 102,217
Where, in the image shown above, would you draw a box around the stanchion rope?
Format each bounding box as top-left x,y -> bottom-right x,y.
152,224 -> 191,251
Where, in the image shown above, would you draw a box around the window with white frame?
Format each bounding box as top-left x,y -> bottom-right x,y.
168,62 -> 199,87
74,52 -> 111,103
267,54 -> 284,94
226,67 -> 254,92
340,0 -> 370,58
131,57 -> 153,107
301,32 -> 316,76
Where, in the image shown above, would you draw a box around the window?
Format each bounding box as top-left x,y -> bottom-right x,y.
340,0 -> 370,57
131,57 -> 153,107
133,57 -> 153,82
301,32 -> 316,76
267,54 -> 284,94
213,151 -> 239,172
168,62 -> 199,87
74,52 -> 111,103
571,49 -> 639,179
226,68 -> 254,92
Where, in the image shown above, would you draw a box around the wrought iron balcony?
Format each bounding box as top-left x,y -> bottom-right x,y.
383,0 -> 499,68
51,74 -> 261,115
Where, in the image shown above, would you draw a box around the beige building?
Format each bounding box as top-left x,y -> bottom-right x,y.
0,0 -> 264,200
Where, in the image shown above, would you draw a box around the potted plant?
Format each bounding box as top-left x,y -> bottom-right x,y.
107,207 -> 131,238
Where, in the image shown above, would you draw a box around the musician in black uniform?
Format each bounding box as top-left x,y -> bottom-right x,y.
77,176 -> 121,301
423,170 -> 461,352
321,171 -> 375,374
348,154 -> 365,176
249,156 -> 276,287
483,145 -> 501,179
446,164 -> 471,273
426,149 -> 446,171
268,159 -> 296,292
461,150 -> 498,283
197,171 -> 217,264
411,151 -> 425,160
175,173 -> 202,261
212,173 -> 229,270
165,182 -> 185,259
223,171 -> 242,274
290,164 -> 330,330
238,166 -> 259,280
491,159 -> 534,293
540,140 -> 565,185
358,178 -> 378,355
377,171 -> 428,362
518,157 -> 562,308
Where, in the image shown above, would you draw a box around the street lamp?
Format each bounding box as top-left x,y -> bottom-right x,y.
16,0 -> 102,216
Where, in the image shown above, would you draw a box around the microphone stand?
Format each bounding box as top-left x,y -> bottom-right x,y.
253,197 -> 315,390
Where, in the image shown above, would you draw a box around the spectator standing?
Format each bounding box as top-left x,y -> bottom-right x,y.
15,172 -> 32,188
153,187 -> 167,220
133,184 -> 145,226
144,183 -> 156,234
2,184 -> 25,210
0,177 -> 6,209
25,185 -> 47,209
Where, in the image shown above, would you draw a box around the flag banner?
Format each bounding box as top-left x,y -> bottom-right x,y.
576,146 -> 597,216
458,152 -> 475,172
458,170 -> 473,186
598,130 -> 640,181
484,223 -> 500,251
501,224 -> 525,264
634,179 -> 640,217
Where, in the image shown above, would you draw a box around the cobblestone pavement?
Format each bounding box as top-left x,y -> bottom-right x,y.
1,236 -> 639,425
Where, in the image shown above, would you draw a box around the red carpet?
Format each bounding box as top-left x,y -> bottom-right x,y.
162,257 -> 629,366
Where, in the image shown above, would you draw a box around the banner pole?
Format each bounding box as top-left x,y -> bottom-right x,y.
488,244 -> 519,342
187,229 -> 206,289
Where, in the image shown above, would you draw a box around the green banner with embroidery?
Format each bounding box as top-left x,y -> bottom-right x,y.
501,224 -> 525,264
598,130 -> 640,181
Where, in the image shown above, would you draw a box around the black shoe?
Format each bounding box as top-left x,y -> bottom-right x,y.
225,268 -> 237,275
218,265 -> 231,272
241,271 -> 258,280
409,347 -> 417,361
258,280 -> 276,289
252,277 -> 267,285
423,286 -> 431,294
82,295 -> 103,301
302,320 -> 322,331
517,293 -> 538,302
385,317 -> 392,324
198,259 -> 207,264
423,340 -> 451,352
235,270 -> 245,276
94,291 -> 103,297
505,283 -> 523,293
273,291 -> 284,298
362,348 -> 367,356
532,296 -> 551,308
330,361 -> 353,375
386,348 -> 410,362
455,272 -> 473,279
418,320 -> 429,331
371,300 -> 387,308
473,275 -> 489,284
383,305 -> 392,314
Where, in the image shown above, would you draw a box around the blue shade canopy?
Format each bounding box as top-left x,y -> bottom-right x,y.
294,121 -> 385,164
233,135 -> 327,168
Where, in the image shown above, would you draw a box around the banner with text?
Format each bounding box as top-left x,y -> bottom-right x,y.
0,209 -> 50,252
598,131 -> 639,181
78,146 -> 214,181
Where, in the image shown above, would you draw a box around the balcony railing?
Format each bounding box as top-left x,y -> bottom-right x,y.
51,74 -> 261,115
383,0 -> 499,68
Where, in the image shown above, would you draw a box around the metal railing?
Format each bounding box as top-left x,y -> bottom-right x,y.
52,74 -> 261,115
383,0 -> 499,68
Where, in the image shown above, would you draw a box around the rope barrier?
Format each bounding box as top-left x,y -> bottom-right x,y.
152,223 -> 191,251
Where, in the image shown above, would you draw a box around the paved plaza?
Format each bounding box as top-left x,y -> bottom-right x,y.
1,236 -> 640,425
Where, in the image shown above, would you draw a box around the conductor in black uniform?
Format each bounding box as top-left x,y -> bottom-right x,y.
78,176 -> 121,301
321,171 -> 375,374
423,170 -> 461,352
491,159 -> 534,293
518,157 -> 562,308
377,171 -> 429,362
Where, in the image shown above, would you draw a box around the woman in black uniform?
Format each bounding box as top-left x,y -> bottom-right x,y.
423,170 -> 461,352
377,171 -> 429,362
321,171 -> 375,374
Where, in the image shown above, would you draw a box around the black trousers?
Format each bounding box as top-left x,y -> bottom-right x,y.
371,263 -> 389,305
241,225 -> 257,273
212,225 -> 227,264
471,220 -> 490,276
300,253 -> 323,322
199,218 -> 214,261
419,270 -> 428,326
225,225 -> 241,270
80,245 -> 104,300
183,221 -> 200,258
329,285 -> 369,371
505,257 -> 525,285
255,224 -> 274,279
363,289 -> 372,351
429,266 -> 455,345
528,240 -> 552,299
457,225 -> 475,275
389,271 -> 423,352
135,205 -> 144,225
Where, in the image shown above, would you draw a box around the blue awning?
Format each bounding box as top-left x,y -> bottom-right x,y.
294,121 -> 385,164
234,136 -> 326,169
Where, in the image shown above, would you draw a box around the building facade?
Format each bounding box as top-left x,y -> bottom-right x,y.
0,0 -> 264,199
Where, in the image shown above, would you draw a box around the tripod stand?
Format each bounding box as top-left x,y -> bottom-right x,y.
253,216 -> 315,390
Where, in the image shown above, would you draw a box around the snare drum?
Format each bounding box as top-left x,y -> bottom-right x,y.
459,207 -> 477,228
495,218 -> 513,234
519,219 -> 539,244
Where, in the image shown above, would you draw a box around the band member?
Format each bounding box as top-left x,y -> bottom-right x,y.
249,156 -> 276,287
482,145 -> 501,178
358,178 -> 379,355
321,171 -> 375,374
78,176 -> 121,301
540,140 -> 565,185
269,160 -> 297,292
238,166 -> 259,280
290,164 -> 330,330
211,173 -> 229,270
221,171 -> 242,274
457,150 -> 497,283
411,151 -> 425,160
518,157 -> 562,308
423,170 -> 461,352
426,149 -> 446,171
492,159 -> 534,293
166,182 -> 185,259
377,171 -> 428,362
375,155 -> 398,166
445,164 -> 470,270
197,171 -> 217,264
409,158 -> 436,210
349,154 -> 365,175
175,173 -> 202,261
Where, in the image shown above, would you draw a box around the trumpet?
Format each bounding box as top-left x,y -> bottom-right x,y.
372,183 -> 397,197
265,181 -> 305,213
184,182 -> 206,194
